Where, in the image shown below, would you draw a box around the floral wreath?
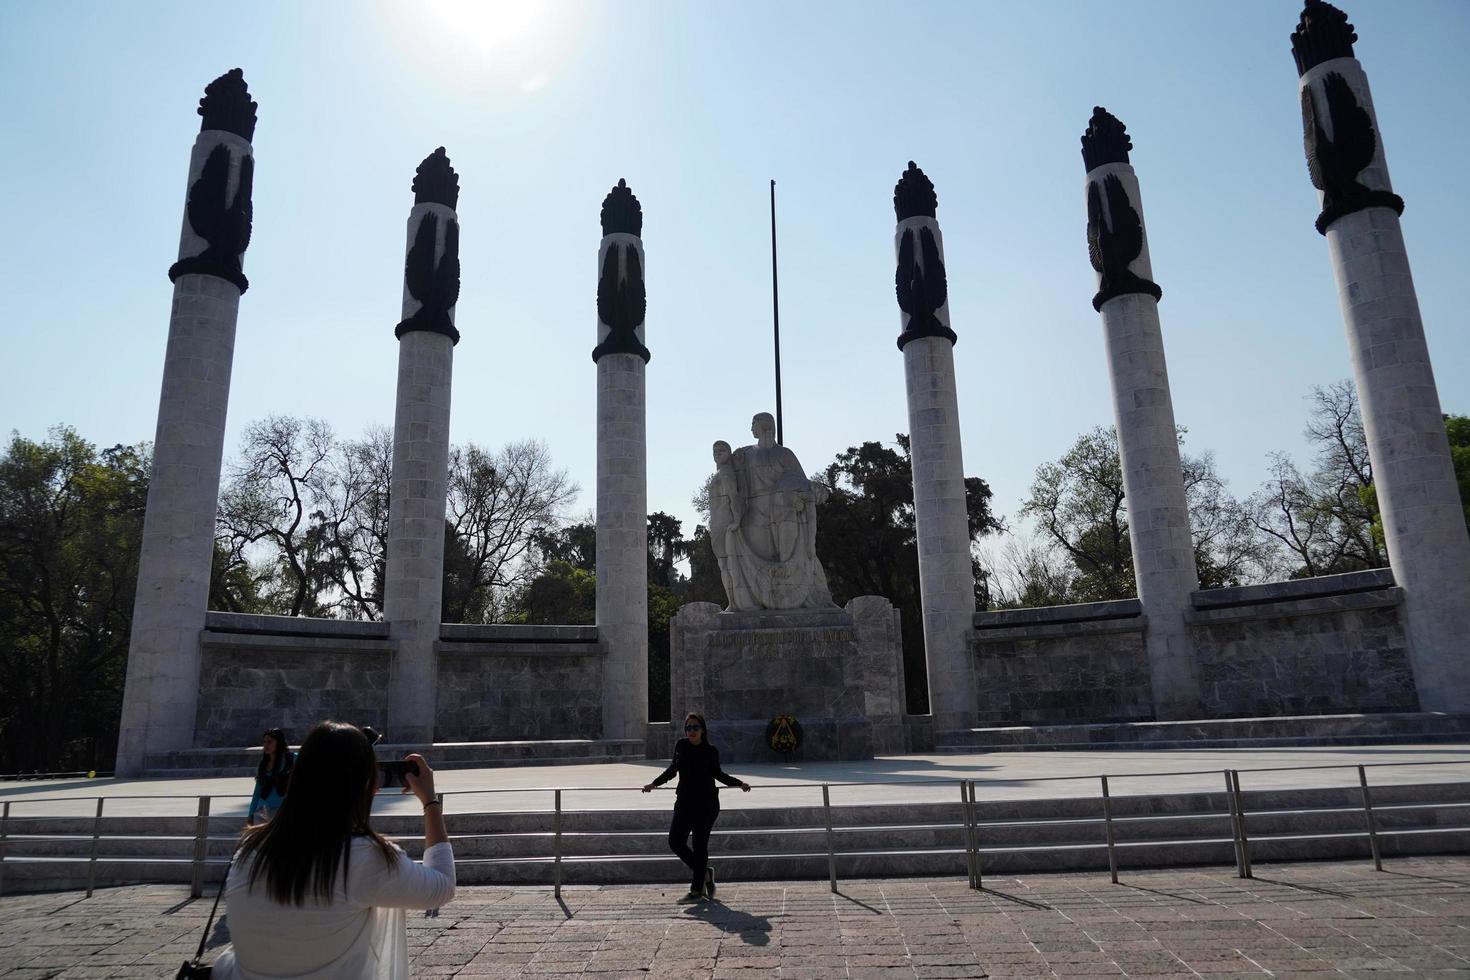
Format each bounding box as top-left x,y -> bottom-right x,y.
766,714 -> 803,754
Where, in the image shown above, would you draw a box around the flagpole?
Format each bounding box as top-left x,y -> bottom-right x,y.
770,178 -> 784,445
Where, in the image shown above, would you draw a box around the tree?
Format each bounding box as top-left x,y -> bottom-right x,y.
979,531 -> 1078,609
0,429 -> 148,771
311,426 -> 392,619
1019,426 -> 1271,602
1249,381 -> 1387,577
647,511 -> 682,589
814,435 -> 1003,713
1019,427 -> 1131,601
1448,414 -> 1470,533
1361,412 -> 1470,554
443,439 -> 578,623
216,416 -> 337,617
215,421 -> 577,622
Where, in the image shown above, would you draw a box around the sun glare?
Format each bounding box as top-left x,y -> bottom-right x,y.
425,0 -> 548,57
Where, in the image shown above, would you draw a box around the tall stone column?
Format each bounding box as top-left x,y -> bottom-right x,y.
384,148 -> 460,744
594,179 -> 650,741
1080,110 -> 1201,720
1292,1 -> 1470,710
116,70 -> 258,776
891,163 -> 976,733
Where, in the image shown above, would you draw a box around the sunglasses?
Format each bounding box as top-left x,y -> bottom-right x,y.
684,724 -> 703,732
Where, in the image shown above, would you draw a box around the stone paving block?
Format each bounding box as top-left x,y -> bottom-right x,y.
10,857 -> 1470,978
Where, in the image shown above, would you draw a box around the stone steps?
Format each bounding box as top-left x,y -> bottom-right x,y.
936,711 -> 1470,752
5,781 -> 1467,891
143,738 -> 647,777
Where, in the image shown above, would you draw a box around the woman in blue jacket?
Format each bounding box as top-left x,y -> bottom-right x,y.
247,728 -> 294,824
643,713 -> 750,901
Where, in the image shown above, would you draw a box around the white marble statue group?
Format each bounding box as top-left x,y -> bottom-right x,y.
709,413 -> 835,611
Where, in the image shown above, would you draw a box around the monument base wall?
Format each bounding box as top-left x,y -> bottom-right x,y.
972,599 -> 1152,726
434,625 -> 604,741
192,615 -> 603,747
669,596 -> 907,764
969,571 -> 1415,727
194,616 -> 393,747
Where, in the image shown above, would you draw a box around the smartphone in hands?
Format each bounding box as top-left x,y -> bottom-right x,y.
378,759 -> 421,787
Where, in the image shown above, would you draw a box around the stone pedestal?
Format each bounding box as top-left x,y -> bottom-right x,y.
669,596 -> 906,764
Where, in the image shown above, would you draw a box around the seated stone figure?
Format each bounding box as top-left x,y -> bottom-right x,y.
709,413 -> 834,611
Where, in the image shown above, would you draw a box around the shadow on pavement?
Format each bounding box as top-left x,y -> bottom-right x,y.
683,901 -> 772,945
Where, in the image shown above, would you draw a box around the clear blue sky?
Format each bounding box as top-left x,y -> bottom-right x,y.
2,0 -> 1467,545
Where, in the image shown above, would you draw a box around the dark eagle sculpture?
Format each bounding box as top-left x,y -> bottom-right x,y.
592,243 -> 650,363
1302,72 -> 1403,234
169,143 -> 254,292
395,211 -> 461,343
895,225 -> 954,350
1087,174 -> 1161,312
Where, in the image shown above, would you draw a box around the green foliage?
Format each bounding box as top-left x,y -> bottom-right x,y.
1017,426 -> 1271,604
816,435 -> 1002,713
1363,413 -> 1470,551
1251,381 -> 1387,578
0,428 -> 148,771
512,559 -> 596,625
1450,415 -> 1470,533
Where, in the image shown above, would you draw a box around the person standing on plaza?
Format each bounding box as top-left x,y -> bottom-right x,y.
643,712 -> 750,902
211,722 -> 455,979
247,728 -> 294,824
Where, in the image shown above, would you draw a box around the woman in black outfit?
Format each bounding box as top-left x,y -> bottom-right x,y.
643,712 -> 750,902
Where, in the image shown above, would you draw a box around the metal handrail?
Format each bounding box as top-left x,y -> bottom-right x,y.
3,757 -> 1469,897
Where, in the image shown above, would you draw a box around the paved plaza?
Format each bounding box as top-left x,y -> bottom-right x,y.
4,857 -> 1470,978
5,744 -> 1470,820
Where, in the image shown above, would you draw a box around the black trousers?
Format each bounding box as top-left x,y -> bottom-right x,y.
668,798 -> 719,893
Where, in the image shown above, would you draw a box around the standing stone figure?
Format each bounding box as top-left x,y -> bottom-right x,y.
715,413 -> 834,611
707,440 -> 747,607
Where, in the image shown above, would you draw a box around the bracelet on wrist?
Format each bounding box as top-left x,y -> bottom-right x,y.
422,799 -> 442,811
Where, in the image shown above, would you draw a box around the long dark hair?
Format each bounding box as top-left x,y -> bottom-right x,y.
684,712 -> 713,748
238,721 -> 398,905
256,728 -> 291,779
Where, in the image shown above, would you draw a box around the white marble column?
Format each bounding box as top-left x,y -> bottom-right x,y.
1293,1 -> 1470,710
116,70 -> 257,776
384,148 -> 461,744
594,179 -> 650,741
1081,109 -> 1201,720
892,163 -> 977,733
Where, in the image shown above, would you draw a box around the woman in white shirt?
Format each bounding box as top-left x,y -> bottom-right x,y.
210,721 -> 455,980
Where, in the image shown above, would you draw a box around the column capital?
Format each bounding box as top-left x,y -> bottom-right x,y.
1083,111 -> 1162,312
593,179 -> 650,363
600,177 -> 643,237
396,148 -> 461,344
412,146 -> 460,209
168,70 -> 256,293
1291,0 -> 1357,77
893,161 -> 937,221
1081,107 -> 1131,173
893,162 -> 955,351
197,68 -> 257,140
